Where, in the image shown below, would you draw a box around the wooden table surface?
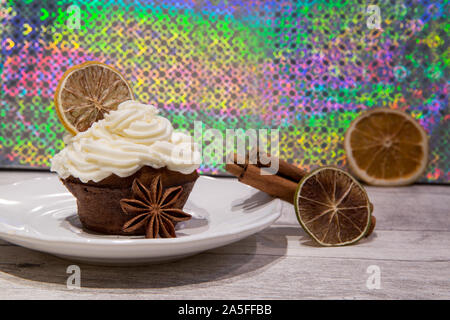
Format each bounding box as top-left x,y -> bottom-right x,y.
0,171 -> 449,299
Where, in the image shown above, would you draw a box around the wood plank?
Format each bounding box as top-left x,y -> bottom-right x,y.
0,248 -> 448,299
0,225 -> 448,299
276,185 -> 450,231
212,226 -> 450,262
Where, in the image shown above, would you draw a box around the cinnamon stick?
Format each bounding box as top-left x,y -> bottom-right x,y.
256,154 -> 306,183
226,152 -> 376,237
231,152 -> 307,183
225,162 -> 297,203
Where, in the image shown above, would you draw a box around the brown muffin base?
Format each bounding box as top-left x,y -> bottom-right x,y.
62,167 -> 198,235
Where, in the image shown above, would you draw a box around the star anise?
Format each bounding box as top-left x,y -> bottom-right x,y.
120,175 -> 191,238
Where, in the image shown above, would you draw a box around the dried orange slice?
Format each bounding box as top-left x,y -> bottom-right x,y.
54,61 -> 134,134
344,108 -> 428,186
294,167 -> 372,246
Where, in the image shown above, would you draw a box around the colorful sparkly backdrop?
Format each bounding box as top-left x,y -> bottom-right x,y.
0,0 -> 448,183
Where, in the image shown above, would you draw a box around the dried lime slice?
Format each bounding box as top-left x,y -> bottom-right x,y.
54,61 -> 134,134
294,167 -> 372,246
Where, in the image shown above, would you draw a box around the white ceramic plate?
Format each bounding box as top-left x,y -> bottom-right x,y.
0,175 -> 280,265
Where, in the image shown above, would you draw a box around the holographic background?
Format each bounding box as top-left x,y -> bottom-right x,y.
0,0 -> 448,183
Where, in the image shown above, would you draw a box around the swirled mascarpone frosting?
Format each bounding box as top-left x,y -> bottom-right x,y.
51,100 -> 201,183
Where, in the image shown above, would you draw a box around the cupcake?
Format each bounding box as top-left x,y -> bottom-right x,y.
51,100 -> 201,237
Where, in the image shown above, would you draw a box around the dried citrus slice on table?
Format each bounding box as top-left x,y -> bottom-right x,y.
294,167 -> 372,246
344,108 -> 428,186
54,61 -> 134,134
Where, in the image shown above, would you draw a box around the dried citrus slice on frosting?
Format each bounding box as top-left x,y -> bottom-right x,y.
294,167 -> 372,246
344,108 -> 428,186
54,61 -> 134,134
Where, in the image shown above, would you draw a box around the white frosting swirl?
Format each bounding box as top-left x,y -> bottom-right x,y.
51,100 -> 201,183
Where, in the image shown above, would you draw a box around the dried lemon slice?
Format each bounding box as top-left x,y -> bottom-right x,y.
294,167 -> 372,246
54,61 -> 134,134
344,108 -> 428,186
